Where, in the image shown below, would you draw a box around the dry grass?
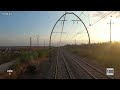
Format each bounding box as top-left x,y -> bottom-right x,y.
0,57 -> 48,79
66,42 -> 120,70
0,48 -> 49,79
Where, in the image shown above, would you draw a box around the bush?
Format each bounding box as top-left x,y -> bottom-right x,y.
27,64 -> 37,74
9,58 -> 21,69
37,51 -> 42,57
37,49 -> 49,58
66,42 -> 120,69
32,52 -> 39,59
72,50 -> 78,54
19,52 -> 34,63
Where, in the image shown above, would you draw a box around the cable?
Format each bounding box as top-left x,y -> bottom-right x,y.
79,11 -> 84,17
56,11 -> 114,46
64,11 -> 84,42
66,11 -> 114,44
90,11 -> 113,27
73,11 -> 114,39
87,11 -> 91,26
59,11 -> 67,45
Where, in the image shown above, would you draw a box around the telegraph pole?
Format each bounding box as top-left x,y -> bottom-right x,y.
30,37 -> 32,50
75,39 -> 76,45
36,35 -> 39,46
44,40 -> 45,48
59,11 -> 67,46
107,16 -> 114,44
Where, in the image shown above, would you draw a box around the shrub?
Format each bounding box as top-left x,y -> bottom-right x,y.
72,50 -> 78,54
27,64 -> 37,74
9,58 -> 21,69
32,51 -> 39,59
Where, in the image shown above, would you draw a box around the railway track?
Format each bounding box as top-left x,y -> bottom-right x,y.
48,48 -> 113,79
54,49 -> 74,79
61,49 -> 113,79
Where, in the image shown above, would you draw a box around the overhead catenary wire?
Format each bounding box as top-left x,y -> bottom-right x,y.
63,11 -> 85,42
79,11 -> 84,17
89,11 -> 113,28
59,11 -> 67,45
72,11 -> 114,39
87,11 -> 91,26
55,11 -> 114,46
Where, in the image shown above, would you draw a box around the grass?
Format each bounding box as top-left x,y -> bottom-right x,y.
0,48 -> 49,79
65,42 -> 120,70
0,53 -> 21,65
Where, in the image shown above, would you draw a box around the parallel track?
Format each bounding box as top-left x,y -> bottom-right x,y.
62,49 -> 113,79
49,48 -> 113,79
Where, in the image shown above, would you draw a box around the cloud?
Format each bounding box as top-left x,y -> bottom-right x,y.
90,11 -> 108,17
112,11 -> 120,18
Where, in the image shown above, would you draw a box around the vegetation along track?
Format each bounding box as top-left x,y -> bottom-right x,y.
62,49 -> 113,79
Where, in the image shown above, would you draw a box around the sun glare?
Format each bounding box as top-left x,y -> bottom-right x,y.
112,24 -> 120,42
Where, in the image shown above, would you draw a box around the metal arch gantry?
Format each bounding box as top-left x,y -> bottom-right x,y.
49,12 -> 91,61
49,12 -> 90,49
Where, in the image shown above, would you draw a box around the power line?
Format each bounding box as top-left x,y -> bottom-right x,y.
79,11 -> 84,17
59,11 -> 67,45
54,11 -> 113,46
63,11 -> 84,42
72,11 -> 114,39
90,11 -> 113,27
87,11 -> 91,26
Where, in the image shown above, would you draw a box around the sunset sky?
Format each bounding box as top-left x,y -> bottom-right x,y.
0,11 -> 120,46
